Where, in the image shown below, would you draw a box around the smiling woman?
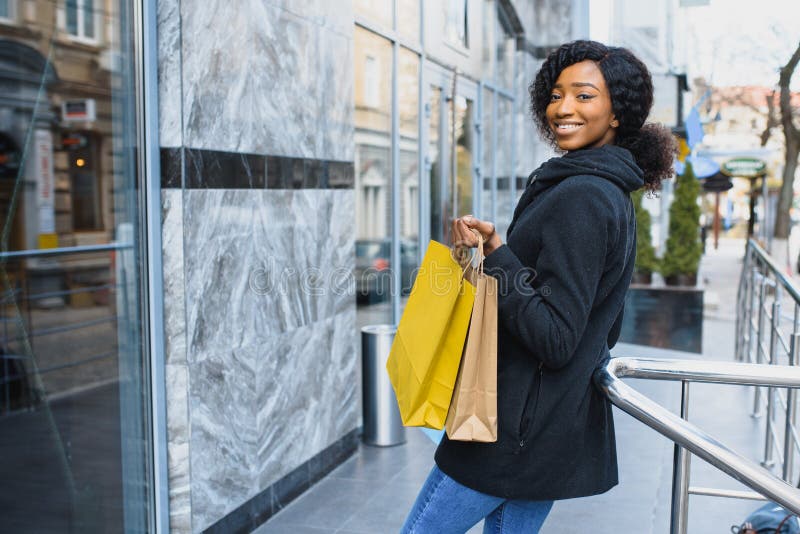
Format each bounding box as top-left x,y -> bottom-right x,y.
547,61 -> 618,151
401,41 -> 676,534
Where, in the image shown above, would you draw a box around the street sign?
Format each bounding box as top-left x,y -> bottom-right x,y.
721,158 -> 766,178
702,175 -> 733,193
62,99 -> 96,122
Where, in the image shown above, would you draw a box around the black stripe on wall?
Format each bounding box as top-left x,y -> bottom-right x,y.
202,429 -> 360,534
160,147 -> 355,190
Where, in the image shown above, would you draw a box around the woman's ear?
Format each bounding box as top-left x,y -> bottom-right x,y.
610,117 -> 619,128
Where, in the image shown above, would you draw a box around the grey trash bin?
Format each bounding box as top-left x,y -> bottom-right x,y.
361,325 -> 406,447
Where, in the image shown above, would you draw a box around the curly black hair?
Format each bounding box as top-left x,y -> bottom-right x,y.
530,40 -> 676,192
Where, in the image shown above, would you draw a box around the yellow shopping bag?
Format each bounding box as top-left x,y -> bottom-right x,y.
386,240 -> 476,429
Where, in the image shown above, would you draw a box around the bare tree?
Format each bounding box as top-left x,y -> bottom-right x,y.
761,90 -> 778,147
774,41 -> 800,239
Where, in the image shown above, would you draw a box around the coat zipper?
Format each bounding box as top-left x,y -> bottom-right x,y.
518,362 -> 544,449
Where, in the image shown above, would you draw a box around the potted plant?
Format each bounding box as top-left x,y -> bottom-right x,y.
661,161 -> 702,286
632,190 -> 658,284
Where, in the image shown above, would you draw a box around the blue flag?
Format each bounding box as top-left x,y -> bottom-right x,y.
686,107 -> 704,149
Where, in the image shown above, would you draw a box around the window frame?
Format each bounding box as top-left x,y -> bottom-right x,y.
354,0 -> 423,323
478,1 -> 517,237
0,0 -> 16,24
64,0 -> 101,44
444,0 -> 469,50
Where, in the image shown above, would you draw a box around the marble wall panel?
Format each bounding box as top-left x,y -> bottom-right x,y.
157,0 -> 182,147
255,309 -> 358,491
190,344 -> 260,531
165,367 -> 191,533
182,189 -> 351,349
182,189 -> 357,530
181,1 -> 353,161
161,190 -> 192,532
162,190 -> 187,364
318,28 -> 355,162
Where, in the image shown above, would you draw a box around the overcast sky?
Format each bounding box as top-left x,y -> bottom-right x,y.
590,0 -> 800,90
684,0 -> 800,89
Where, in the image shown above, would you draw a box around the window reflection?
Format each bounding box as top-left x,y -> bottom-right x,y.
65,0 -> 97,40
0,0 -> 12,20
496,97 -> 514,239
444,0 -> 468,48
453,96 -> 474,219
399,48 -> 419,297
496,9 -> 515,90
0,0 -> 149,530
428,87 -> 444,244
482,87 -> 494,222
482,0 -> 496,78
354,27 -> 392,323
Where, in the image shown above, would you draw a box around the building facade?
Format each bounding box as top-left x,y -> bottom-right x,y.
0,0 -> 588,532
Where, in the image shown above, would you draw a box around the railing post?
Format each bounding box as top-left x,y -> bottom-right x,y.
763,297 -> 781,467
784,334 -> 800,482
744,266 -> 758,365
671,380 -> 691,534
736,246 -> 752,362
753,271 -> 767,416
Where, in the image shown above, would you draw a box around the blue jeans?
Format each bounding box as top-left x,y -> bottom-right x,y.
401,465 -> 553,534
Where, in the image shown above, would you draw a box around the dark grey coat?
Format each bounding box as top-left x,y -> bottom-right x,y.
435,145 -> 644,500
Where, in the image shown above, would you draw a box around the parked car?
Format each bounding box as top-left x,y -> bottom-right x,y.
355,238 -> 419,304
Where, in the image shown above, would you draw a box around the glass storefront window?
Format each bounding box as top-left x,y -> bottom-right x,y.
453,95 -> 474,219
355,27 -> 393,326
482,0 -> 496,79
482,87 -> 494,222
397,0 -> 421,42
399,48 -> 419,298
496,97 -> 514,239
0,0 -> 151,531
428,86 -> 444,244
496,10 -> 515,90
354,0 -> 393,30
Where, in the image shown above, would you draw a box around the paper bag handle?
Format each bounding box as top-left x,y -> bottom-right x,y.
453,229 -> 485,276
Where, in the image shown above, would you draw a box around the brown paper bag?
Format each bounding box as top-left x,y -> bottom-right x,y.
445,233 -> 498,442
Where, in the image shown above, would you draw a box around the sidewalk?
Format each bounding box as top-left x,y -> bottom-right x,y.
254,238 -> 770,534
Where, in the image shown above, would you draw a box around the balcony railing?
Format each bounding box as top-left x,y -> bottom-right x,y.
593,238 -> 800,534
594,357 -> 800,534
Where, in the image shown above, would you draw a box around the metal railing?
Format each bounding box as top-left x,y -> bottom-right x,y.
1,243 -> 133,414
594,358 -> 800,534
736,238 -> 800,479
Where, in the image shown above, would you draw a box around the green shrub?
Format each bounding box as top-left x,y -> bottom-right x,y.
661,162 -> 702,278
632,190 -> 658,275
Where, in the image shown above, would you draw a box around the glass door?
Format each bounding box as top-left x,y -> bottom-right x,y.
423,63 -> 480,247
0,1 -> 154,531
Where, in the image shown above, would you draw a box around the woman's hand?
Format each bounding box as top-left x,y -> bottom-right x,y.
451,215 -> 503,256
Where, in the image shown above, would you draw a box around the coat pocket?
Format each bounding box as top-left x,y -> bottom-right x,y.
517,362 -> 544,444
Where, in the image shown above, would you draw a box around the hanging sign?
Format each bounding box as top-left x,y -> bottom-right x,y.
34,130 -> 57,248
721,158 -> 766,178
61,132 -> 88,149
62,99 -> 96,122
